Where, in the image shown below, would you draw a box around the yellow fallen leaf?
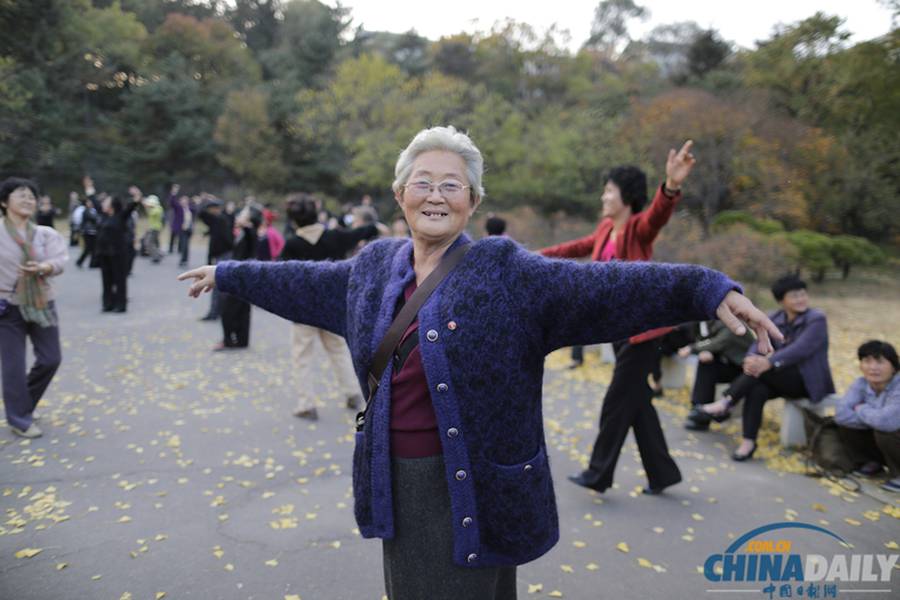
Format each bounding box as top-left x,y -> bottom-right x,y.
844,518 -> 862,526
56,563 -> 67,570
265,559 -> 278,567
330,541 -> 341,549
637,558 -> 653,568
560,564 -> 574,573
527,583 -> 543,594
548,591 -> 563,598
616,542 -> 630,553
92,575 -> 102,581
811,503 -> 827,512
586,562 -> 599,571
155,594 -> 166,600
120,593 -> 132,600
15,548 -> 43,559
653,564 -> 667,573
652,527 -> 664,534
691,513 -> 704,521
885,541 -> 899,550
285,595 -> 301,600
863,510 -> 880,522
154,534 -> 168,542
224,563 -> 234,571
118,516 -> 132,523
572,540 -> 586,548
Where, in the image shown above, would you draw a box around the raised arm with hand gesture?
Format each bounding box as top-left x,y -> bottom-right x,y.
665,140 -> 696,191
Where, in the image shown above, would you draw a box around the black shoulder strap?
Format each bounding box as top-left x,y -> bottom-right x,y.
356,242 -> 471,430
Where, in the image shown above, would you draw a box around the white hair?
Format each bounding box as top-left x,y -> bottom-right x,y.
392,126 -> 485,200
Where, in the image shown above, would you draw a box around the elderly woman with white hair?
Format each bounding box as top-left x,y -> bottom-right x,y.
179,126 -> 780,599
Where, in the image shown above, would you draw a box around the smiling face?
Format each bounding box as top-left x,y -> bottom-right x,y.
394,150 -> 480,247
601,180 -> 629,220
4,186 -> 37,220
779,288 -> 809,317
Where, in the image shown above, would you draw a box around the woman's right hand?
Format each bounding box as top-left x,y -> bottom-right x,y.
177,266 -> 216,297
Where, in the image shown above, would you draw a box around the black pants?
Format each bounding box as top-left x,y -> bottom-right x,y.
98,254 -> 128,311
726,367 -> 807,441
221,294 -> 250,347
588,340 -> 681,491
168,229 -> 178,254
178,229 -> 192,265
76,234 -> 96,267
838,426 -> 900,477
691,361 -> 743,406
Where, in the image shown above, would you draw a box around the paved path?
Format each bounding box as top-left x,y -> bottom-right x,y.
1,247 -> 898,600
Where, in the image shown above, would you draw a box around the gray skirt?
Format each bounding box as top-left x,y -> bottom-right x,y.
383,455 -> 517,600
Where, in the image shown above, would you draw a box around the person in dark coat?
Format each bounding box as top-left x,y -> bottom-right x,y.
214,205 -> 260,350
178,126 -> 781,599
197,199 -> 234,321
75,196 -> 99,268
95,196 -> 137,312
700,275 -> 835,460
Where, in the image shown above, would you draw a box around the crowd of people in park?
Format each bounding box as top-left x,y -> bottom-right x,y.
1,125 -> 897,598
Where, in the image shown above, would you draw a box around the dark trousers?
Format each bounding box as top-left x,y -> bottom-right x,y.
587,340 -> 682,491
168,229 -> 178,254
571,345 -> 583,364
0,304 -> 61,430
221,294 -> 250,347
204,252 -> 231,319
726,366 -> 807,441
838,426 -> 900,477
76,234 -> 96,267
98,254 -> 128,311
178,229 -> 192,265
691,361 -> 743,406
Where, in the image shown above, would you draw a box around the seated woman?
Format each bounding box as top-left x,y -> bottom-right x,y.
682,320 -> 754,431
701,275 -> 835,460
834,340 -> 900,493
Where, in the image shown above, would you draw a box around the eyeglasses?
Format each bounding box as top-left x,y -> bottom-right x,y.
402,180 -> 471,199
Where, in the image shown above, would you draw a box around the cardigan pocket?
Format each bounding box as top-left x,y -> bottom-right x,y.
352,431 -> 372,527
475,444 -> 556,560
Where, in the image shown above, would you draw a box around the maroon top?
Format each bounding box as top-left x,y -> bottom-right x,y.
389,280 -> 443,458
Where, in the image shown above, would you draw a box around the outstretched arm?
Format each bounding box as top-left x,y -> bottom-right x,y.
178,259 -> 353,336
506,244 -> 779,356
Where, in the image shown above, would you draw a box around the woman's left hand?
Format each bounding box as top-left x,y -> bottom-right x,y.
665,139 -> 696,190
715,291 -> 783,355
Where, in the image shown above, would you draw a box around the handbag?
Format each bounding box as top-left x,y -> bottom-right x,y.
801,407 -> 859,491
355,242 -> 471,431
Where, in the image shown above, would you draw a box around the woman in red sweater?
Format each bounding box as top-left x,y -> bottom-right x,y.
542,141 -> 695,494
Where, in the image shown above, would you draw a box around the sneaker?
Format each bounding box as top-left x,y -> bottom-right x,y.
880,479 -> 900,493
567,469 -> 607,492
11,424 -> 42,438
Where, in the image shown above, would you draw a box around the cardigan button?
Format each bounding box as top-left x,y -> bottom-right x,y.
455,469 -> 467,481
447,427 -> 459,438
467,553 -> 478,563
426,329 -> 439,342
447,321 -> 457,330
462,516 -> 473,528
523,464 -> 533,472
436,383 -> 448,393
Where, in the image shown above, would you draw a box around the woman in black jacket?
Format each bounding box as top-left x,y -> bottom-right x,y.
215,205 -> 261,350
95,196 -> 137,313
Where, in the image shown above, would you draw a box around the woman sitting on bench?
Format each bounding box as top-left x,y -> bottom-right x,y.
835,340 -> 900,493
698,275 -> 835,461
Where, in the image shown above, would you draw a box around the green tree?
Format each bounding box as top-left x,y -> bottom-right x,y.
786,230 -> 834,282
829,235 -> 885,279
215,88 -> 288,190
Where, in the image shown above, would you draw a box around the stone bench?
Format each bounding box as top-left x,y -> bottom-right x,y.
780,394 -> 841,448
